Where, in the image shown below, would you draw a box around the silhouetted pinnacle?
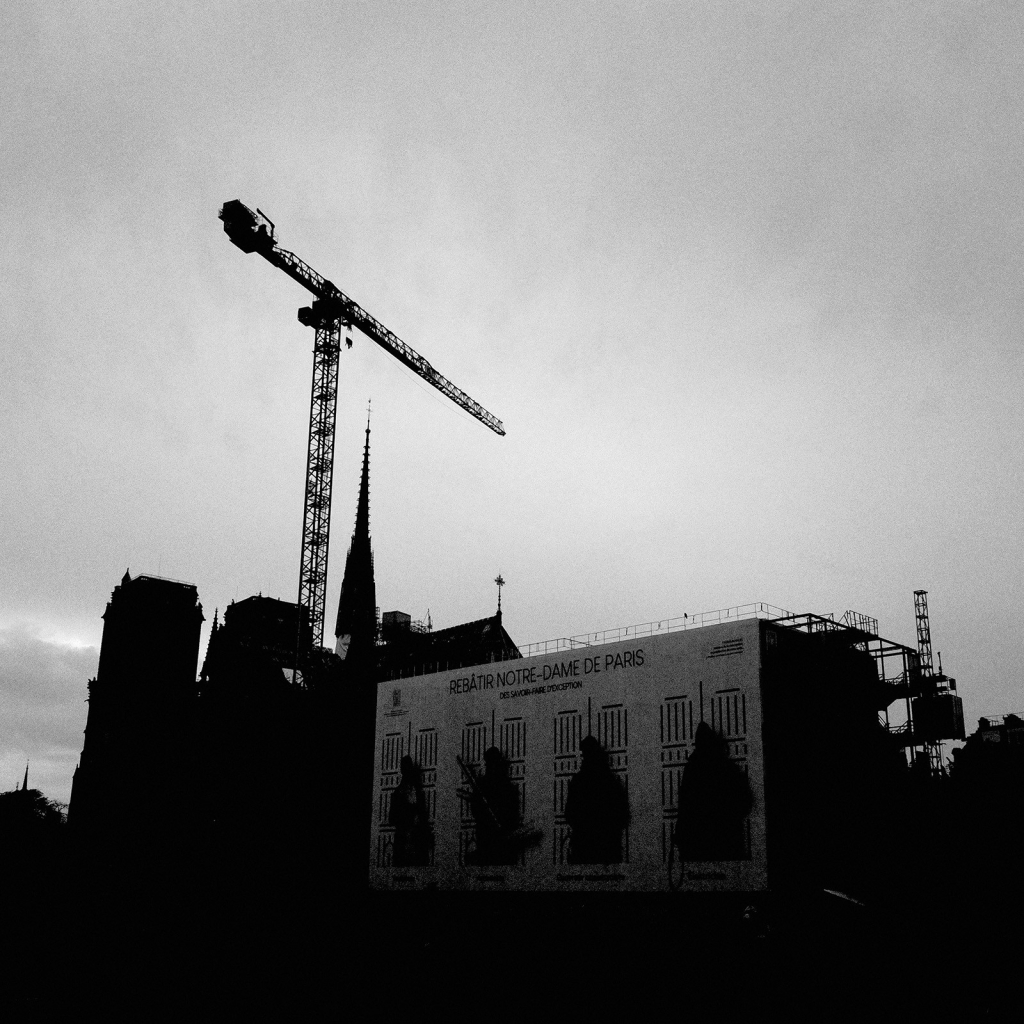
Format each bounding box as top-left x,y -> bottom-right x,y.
334,412 -> 377,651
354,413 -> 371,541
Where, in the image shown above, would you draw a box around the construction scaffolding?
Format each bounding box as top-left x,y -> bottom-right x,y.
769,605 -> 962,771
521,600 -> 955,770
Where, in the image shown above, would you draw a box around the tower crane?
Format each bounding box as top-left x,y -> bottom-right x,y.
219,200 -> 504,658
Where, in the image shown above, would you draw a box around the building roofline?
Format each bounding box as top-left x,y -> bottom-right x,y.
517,601 -> 916,660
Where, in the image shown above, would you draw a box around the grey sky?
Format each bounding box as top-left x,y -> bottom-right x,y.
3,2 -> 1023,801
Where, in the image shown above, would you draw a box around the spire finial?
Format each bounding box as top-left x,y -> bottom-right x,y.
494,573 -> 505,614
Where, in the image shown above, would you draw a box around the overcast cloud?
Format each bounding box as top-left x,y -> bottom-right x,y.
0,626 -> 96,802
3,2 -> 1023,798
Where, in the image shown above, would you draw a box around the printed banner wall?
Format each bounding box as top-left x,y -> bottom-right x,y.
370,618 -> 767,892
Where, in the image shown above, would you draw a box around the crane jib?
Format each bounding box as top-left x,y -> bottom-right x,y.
219,200 -> 504,435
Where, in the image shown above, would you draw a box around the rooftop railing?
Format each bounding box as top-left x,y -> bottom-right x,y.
979,714 -> 1024,729
518,602 -> 794,659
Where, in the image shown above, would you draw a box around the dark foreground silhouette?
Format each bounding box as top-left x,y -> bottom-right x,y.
389,755 -> 432,866
467,746 -> 521,865
564,735 -> 630,864
3,774 -> 1024,1019
6,718 -> 1024,1016
675,721 -> 753,862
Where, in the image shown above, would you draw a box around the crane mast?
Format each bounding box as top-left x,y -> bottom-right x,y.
219,200 -> 504,659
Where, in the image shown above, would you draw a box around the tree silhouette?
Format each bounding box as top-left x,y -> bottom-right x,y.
0,786 -> 67,833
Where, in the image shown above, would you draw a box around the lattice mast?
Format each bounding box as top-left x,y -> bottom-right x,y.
913,589 -> 940,771
296,308 -> 342,652
219,200 -> 505,656
914,590 -> 934,679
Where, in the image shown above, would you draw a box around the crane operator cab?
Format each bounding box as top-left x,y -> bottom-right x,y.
219,200 -> 276,255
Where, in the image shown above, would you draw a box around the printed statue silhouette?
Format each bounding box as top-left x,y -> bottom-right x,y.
469,747 -> 521,865
564,736 -> 630,864
388,756 -> 432,866
675,722 -> 753,862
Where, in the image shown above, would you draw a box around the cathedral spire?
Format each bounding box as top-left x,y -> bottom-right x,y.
354,405 -> 371,544
334,404 -> 378,662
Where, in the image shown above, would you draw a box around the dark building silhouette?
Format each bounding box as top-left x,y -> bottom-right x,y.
758,617 -> 906,897
975,713 -> 1024,747
196,592 -> 339,850
67,420 -> 519,883
378,608 -> 520,679
200,594 -> 311,693
950,713 -> 1024,792
69,571 -> 204,833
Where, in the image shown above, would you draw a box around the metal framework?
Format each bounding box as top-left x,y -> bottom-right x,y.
219,199 -> 504,661
296,306 -> 342,650
770,604 -> 965,771
913,589 -> 945,772
219,201 -> 505,435
914,590 -> 934,676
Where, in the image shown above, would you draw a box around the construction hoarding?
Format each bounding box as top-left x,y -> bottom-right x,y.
370,617 -> 768,892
